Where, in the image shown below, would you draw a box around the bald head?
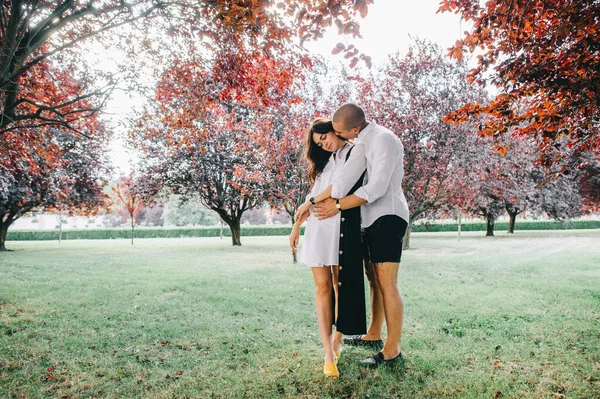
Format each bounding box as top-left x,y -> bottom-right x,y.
331,103 -> 367,139
332,103 -> 366,131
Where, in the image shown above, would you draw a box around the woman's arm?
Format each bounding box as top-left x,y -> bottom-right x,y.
289,209 -> 310,252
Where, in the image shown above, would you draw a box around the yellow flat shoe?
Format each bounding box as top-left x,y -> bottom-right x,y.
334,350 -> 341,364
323,361 -> 340,379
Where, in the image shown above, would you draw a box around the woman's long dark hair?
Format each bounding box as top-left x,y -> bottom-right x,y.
305,118 -> 334,185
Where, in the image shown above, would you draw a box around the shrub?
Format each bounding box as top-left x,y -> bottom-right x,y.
6,220 -> 599,241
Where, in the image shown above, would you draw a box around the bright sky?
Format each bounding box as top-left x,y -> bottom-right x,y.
105,0 -> 466,175
304,0 -> 465,64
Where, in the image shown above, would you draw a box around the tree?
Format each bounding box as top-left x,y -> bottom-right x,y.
497,137 -> 540,234
578,155 -> 600,213
130,41 -> 296,245
138,204 -> 164,227
532,169 -> 584,223
0,54 -> 111,251
1,0 -> 373,136
358,39 -> 488,248
162,195 -> 215,227
253,57 -> 338,222
0,125 -> 110,251
439,0 -> 600,167
112,174 -> 143,245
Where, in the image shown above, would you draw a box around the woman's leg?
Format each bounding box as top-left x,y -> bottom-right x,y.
331,266 -> 343,353
312,266 -> 335,363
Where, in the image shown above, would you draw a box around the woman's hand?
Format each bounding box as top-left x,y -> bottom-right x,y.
289,227 -> 300,253
295,201 -> 311,222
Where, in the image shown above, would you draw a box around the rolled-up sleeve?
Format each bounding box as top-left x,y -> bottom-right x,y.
331,143 -> 367,198
353,134 -> 399,203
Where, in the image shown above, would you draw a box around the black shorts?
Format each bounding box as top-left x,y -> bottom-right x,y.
362,215 -> 408,263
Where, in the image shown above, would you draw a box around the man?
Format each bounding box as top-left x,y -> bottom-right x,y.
296,103 -> 409,368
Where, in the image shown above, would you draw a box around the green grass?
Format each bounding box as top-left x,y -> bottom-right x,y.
1,231 -> 599,398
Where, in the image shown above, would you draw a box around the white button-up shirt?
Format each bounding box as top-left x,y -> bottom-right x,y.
331,122 -> 410,228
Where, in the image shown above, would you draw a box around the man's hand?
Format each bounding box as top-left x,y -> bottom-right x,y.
295,201 -> 311,222
314,198 -> 339,220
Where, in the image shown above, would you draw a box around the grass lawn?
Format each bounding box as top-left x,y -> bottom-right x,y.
1,230 -> 599,398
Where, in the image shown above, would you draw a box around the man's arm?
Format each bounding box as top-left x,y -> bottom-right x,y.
312,143 -> 367,203
313,194 -> 367,220
295,143 -> 366,221
352,133 -> 400,203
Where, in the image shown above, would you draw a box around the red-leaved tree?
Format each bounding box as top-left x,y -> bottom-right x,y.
358,39 -> 488,247
112,174 -> 144,245
1,0 -> 373,136
0,59 -> 110,251
131,37 -> 300,245
439,0 -> 600,167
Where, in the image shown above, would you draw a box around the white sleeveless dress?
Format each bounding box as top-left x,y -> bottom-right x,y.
299,144 -> 351,267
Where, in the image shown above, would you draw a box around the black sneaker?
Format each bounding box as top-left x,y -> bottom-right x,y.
343,335 -> 384,350
359,352 -> 405,369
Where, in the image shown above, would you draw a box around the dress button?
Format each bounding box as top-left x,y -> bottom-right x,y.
338,282 -> 342,286
339,250 -> 343,255
341,217 -> 345,222
340,233 -> 344,237
339,266 -> 343,270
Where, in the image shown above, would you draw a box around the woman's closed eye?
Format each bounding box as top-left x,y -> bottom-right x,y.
317,134 -> 327,147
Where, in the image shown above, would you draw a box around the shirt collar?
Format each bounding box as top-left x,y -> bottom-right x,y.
333,142 -> 350,160
355,121 -> 376,144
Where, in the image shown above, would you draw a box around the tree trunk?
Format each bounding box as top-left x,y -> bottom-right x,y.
59,221 -> 63,243
486,216 -> 495,237
0,225 -> 8,251
0,213 -> 17,251
507,211 -> 517,234
456,207 -> 462,241
131,219 -> 135,245
402,222 -> 411,250
226,218 -> 242,246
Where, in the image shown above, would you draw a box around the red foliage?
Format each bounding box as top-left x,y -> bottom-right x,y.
111,174 -> 144,244
439,0 -> 600,166
1,0 -> 373,135
0,61 -> 110,250
131,39 -> 305,245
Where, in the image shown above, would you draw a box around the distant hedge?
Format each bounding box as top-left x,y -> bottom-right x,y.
6,226 -> 304,241
6,220 -> 599,241
411,219 -> 600,232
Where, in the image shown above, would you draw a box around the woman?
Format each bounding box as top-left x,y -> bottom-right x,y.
289,118 -> 366,379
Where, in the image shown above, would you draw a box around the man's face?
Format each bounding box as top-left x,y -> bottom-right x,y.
332,121 -> 359,140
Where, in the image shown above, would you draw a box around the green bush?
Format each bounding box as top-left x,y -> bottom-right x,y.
7,225 -> 306,241
411,220 -> 600,232
6,220 -> 599,241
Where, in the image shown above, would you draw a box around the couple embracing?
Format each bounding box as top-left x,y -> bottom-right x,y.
289,103 -> 410,379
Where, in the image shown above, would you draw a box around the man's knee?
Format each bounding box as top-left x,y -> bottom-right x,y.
374,262 -> 399,292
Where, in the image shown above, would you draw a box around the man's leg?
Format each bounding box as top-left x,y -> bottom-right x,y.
363,261 -> 385,340
374,261 -> 403,360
